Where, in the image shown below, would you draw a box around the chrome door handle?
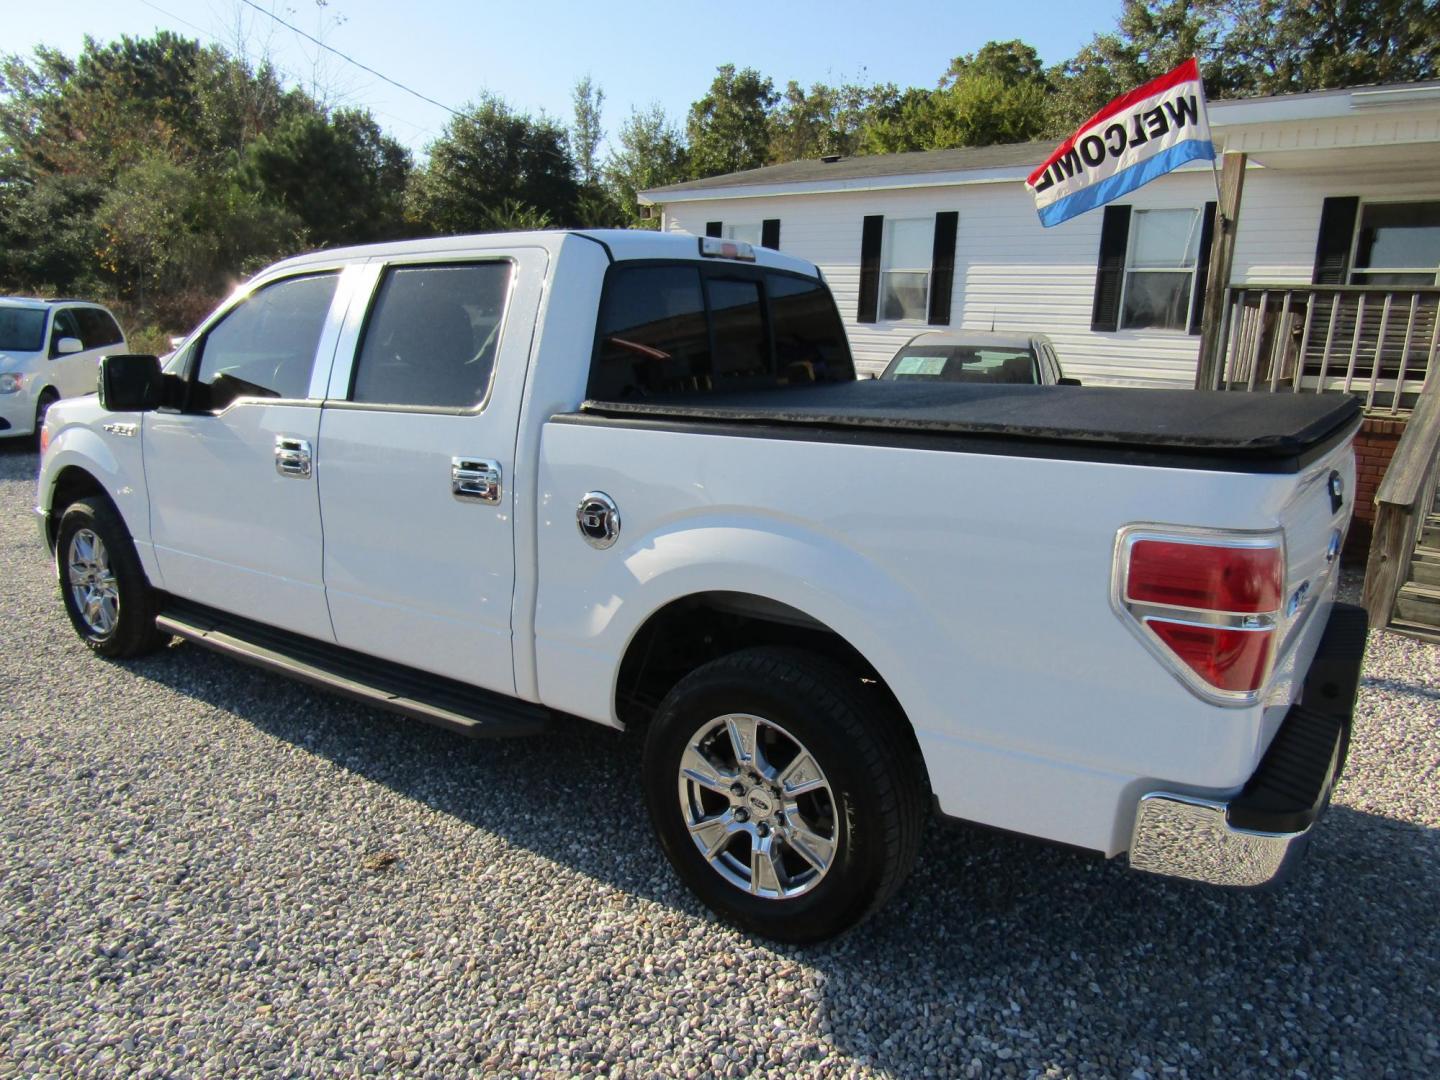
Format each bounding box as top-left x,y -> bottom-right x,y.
452,458 -> 502,504
275,436 -> 312,478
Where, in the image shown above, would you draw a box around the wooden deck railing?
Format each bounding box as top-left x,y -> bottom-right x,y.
1362,381 -> 1440,630
1203,285 -> 1440,414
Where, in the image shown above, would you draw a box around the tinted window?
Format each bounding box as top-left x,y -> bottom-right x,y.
196,273 -> 338,409
75,307 -> 124,348
769,275 -> 853,384
588,263 -> 854,400
589,265 -> 712,399
351,262 -> 511,409
884,346 -> 1038,384
707,277 -> 767,382
0,308 -> 47,352
49,309 -> 82,357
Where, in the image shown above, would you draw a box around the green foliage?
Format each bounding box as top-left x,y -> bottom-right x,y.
476,198 -> 555,232
768,81 -> 895,162
94,154 -> 299,318
605,104 -> 689,228
571,75 -> 605,186
245,109 -> 411,246
940,40 -> 1047,89
686,65 -> 777,178
407,95 -> 580,235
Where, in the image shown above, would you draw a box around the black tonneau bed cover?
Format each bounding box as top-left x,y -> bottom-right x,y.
576,382 -> 1361,470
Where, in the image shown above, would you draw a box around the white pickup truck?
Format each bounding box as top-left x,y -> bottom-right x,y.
36,230 -> 1367,942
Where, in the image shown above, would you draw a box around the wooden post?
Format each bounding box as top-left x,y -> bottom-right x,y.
1195,152 -> 1248,390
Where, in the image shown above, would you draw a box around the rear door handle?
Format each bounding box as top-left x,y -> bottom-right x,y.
275,436 -> 312,478
452,458 -> 502,504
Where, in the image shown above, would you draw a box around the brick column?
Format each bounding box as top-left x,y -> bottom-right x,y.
1346,416 -> 1408,560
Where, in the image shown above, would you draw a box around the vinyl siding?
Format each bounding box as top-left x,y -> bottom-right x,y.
663,161 -> 1440,386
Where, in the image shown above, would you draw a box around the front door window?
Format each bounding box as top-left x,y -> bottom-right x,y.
193,273 -> 339,410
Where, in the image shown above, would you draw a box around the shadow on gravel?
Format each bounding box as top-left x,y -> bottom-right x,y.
116,641 -> 1438,1078
0,442 -> 39,479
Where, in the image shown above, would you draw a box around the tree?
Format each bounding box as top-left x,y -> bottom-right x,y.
604,104 -> 689,227
93,154 -> 298,319
1220,0 -> 1440,95
768,81 -> 896,163
246,108 -> 411,245
407,95 -> 581,235
1048,1 -> 1222,133
571,74 -> 605,186
940,40 -> 1047,89
685,65 -> 776,178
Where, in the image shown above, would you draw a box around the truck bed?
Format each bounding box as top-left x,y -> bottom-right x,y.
576,382 -> 1361,472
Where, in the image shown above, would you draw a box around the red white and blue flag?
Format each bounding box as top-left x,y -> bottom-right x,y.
1027,59 -> 1215,228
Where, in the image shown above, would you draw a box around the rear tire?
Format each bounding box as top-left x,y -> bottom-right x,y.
55,498 -> 166,658
643,647 -> 928,943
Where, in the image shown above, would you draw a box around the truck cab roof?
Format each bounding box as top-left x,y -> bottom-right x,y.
262,229 -> 822,280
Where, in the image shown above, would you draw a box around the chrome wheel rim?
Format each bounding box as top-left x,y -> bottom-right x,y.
678,713 -> 838,900
66,529 -> 119,636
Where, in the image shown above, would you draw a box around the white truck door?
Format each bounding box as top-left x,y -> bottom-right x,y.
316,251 -> 546,696
143,269 -> 355,642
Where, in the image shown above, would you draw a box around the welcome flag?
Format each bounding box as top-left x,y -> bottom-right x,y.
1027,58 -> 1215,228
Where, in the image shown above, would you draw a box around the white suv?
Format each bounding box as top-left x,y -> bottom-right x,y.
0,298 -> 127,440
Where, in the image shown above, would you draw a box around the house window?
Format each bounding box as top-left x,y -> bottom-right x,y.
725,223 -> 762,246
880,218 -> 932,322
1120,208 -> 1203,331
1351,201 -> 1440,286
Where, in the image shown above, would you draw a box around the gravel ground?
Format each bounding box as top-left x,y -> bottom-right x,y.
0,441 -> 1436,1080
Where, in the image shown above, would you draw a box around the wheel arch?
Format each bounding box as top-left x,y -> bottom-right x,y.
614,589 -> 927,779
43,465 -> 119,550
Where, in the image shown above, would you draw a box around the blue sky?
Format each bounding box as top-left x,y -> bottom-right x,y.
13,1 -> 1124,156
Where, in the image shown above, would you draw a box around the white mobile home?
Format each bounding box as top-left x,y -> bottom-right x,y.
640,80 -> 1440,393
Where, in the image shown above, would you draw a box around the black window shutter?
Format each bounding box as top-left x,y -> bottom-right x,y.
1091,205 -> 1132,332
1188,201 -> 1218,336
705,221 -> 722,238
928,211 -> 959,326
1312,196 -> 1359,284
857,215 -> 884,323
761,219 -> 780,249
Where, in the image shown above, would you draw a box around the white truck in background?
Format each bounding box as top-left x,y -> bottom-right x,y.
36,230 -> 1366,941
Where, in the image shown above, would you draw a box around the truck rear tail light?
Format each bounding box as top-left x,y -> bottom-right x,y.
1127,539 -> 1283,614
1114,527 -> 1285,705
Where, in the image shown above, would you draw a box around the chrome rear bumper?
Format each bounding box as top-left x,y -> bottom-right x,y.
1128,602 -> 1367,888
1129,792 -> 1315,886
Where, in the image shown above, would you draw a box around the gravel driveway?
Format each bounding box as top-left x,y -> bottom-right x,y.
1,441 -> 1436,1079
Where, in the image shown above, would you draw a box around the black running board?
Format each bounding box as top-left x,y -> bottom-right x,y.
156,598 -> 552,739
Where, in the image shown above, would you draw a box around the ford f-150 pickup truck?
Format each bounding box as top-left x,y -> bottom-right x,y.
36,230 -> 1367,942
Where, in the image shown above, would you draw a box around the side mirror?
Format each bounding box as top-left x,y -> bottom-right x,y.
98,353 -> 163,412
54,336 -> 84,356
1057,377 -> 1082,387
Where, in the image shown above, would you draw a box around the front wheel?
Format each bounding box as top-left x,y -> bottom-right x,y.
643,647 -> 928,942
55,498 -> 166,658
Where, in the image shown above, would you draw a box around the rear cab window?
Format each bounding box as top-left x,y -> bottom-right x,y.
587,262 -> 853,400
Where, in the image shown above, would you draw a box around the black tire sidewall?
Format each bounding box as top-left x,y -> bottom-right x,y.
645,659 -> 894,942
55,499 -> 153,657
